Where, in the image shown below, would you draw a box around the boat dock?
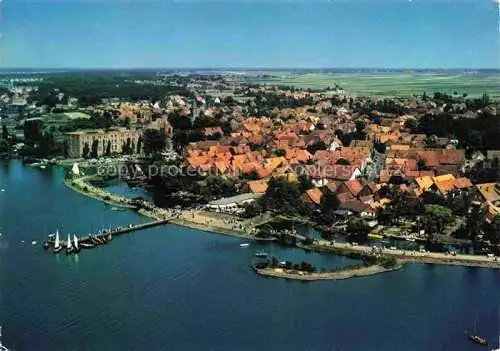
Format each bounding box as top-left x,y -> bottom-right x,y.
44,215 -> 177,254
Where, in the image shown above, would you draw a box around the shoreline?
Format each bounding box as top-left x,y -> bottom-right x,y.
65,174 -> 274,241
169,216 -> 276,241
64,177 -> 139,210
63,172 -> 500,270
253,264 -> 403,281
303,241 -> 500,269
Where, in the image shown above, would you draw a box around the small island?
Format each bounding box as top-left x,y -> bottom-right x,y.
252,255 -> 403,281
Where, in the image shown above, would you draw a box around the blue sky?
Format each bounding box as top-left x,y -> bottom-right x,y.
1,0 -> 498,68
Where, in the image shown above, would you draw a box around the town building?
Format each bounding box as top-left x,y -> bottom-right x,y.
65,128 -> 141,158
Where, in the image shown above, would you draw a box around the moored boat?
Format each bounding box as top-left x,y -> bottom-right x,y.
73,235 -> 80,253
255,251 -> 268,257
80,242 -> 95,249
66,234 -> 73,255
240,243 -> 250,248
53,230 -> 63,253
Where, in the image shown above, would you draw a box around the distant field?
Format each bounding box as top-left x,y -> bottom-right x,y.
243,72 -> 500,98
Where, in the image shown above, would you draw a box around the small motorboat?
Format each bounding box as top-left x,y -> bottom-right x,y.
468,331 -> 487,346
31,241 -> 37,246
240,243 -> 250,248
255,251 -> 268,258
43,241 -> 49,250
80,242 -> 95,249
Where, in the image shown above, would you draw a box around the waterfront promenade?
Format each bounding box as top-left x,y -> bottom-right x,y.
308,240 -> 500,269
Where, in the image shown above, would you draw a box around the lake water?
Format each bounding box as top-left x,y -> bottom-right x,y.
0,159 -> 499,351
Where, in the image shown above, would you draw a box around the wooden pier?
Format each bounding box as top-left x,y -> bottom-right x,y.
45,215 -> 177,253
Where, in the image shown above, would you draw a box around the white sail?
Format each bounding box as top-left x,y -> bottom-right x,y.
54,230 -> 60,248
73,235 -> 79,249
67,234 -> 72,249
71,162 -> 80,176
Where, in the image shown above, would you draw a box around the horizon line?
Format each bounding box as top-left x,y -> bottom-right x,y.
0,67 -> 499,71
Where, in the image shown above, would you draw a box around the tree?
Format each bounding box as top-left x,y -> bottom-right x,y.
336,158 -> 351,166
417,159 -> 428,171
200,176 -> 237,199
298,174 -> 313,192
404,118 -> 418,132
355,119 -> 366,134
424,135 -> 438,148
143,129 -> 166,155
275,148 -> 286,157
90,139 -> 99,158
421,204 -> 453,240
105,141 -> 111,156
346,217 -> 371,240
260,177 -> 307,216
242,201 -> 262,218
82,142 -> 90,158
23,120 -> 43,145
136,136 -> 143,154
1,125 -> 8,140
122,137 -> 132,155
307,141 -> 327,155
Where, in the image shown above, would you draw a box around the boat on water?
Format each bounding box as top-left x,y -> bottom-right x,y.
73,235 -> 80,253
468,331 -> 487,346
80,242 -> 95,249
0,326 -> 11,351
66,234 -> 74,255
53,230 -> 63,253
240,243 -> 250,248
255,251 -> 268,257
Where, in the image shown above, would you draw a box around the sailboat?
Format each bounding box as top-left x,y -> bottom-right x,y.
66,234 -> 73,255
53,229 -> 62,253
73,235 -> 80,253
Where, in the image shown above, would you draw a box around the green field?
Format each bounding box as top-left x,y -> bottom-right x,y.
243,72 -> 500,99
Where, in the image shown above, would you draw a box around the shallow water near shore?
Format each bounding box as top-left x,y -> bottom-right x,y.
1,159 -> 500,351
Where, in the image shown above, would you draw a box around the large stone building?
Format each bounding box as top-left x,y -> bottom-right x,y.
66,128 -> 141,158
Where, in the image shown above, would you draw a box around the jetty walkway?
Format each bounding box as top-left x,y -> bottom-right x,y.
45,214 -> 179,254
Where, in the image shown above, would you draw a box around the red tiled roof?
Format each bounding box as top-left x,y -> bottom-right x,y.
454,177 -> 473,189
345,179 -> 363,196
247,180 -> 269,193
305,188 -> 324,205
